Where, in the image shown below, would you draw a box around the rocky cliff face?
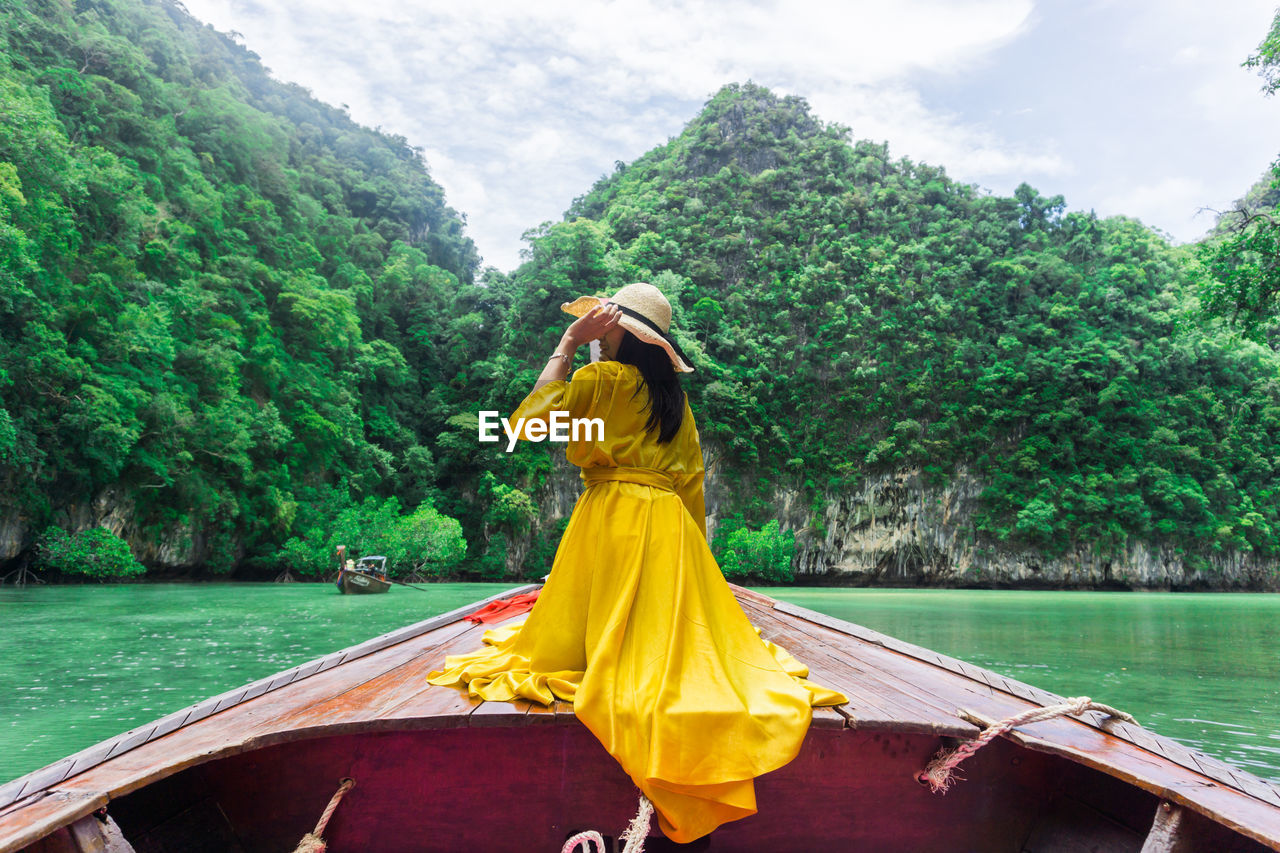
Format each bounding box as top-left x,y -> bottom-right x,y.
9,458 -> 1273,589
753,468 -> 1273,590
532,453 -> 1278,591
67,491 -> 202,568
0,490 -> 205,572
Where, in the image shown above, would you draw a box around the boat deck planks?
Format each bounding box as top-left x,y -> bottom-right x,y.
748,599 -> 983,737
0,793 -> 104,853
2,584 -> 1279,852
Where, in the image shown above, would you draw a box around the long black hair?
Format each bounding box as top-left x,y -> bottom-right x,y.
615,331 -> 685,443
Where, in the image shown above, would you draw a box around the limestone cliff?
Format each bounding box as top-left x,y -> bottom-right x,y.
4,490 -> 205,572
785,469 -> 1273,589
6,453 -> 1272,589
529,452 -> 1277,591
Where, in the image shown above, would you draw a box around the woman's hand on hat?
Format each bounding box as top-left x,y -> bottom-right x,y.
564,302 -> 621,347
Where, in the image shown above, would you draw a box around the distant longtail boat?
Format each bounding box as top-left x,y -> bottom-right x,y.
334,555 -> 392,595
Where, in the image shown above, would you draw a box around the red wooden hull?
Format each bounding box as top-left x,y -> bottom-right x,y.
94,725 -> 1266,853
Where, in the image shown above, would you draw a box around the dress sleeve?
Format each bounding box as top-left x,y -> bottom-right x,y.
507,362 -> 609,438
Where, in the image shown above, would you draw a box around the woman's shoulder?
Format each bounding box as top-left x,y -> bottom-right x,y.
570,360 -> 638,382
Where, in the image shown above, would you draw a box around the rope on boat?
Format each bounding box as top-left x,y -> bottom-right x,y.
619,794 -> 655,851
919,696 -> 1136,793
560,830 -> 608,853
558,793 -> 654,853
292,777 -> 356,853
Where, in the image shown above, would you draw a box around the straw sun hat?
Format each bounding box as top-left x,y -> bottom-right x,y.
561,282 -> 695,373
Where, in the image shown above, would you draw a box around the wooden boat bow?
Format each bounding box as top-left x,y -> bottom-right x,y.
1,585 -> 1277,852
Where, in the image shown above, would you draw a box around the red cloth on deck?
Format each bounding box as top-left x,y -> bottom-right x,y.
464,590 -> 541,623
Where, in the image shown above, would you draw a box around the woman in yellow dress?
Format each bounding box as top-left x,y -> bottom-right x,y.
429,283 -> 845,843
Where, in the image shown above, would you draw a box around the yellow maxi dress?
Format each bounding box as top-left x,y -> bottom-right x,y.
428,360 -> 846,842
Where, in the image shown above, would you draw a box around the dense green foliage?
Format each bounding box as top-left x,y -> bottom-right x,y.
3,0 -> 1279,582
713,517 -> 795,583
36,526 -> 143,578
502,83 -> 1280,567
278,496 -> 465,580
1199,171 -> 1280,347
1199,14 -> 1280,348
1,0 -> 479,576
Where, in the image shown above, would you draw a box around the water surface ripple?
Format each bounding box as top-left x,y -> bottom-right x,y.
0,582 -> 517,783
1,584 -> 1277,785
766,588 -> 1280,783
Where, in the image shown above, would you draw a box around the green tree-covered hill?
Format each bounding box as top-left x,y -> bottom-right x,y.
2,0 -> 1277,585
0,0 -> 480,576
496,84 -> 1280,577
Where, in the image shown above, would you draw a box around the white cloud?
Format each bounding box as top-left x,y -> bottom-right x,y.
181,0 -> 1041,268
511,128 -> 566,165
1174,46 -> 1201,64
1100,176 -> 1209,239
807,84 -> 1070,181
509,62 -> 548,91
180,0 -> 1280,267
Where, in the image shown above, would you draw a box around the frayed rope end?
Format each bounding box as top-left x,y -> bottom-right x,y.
918,747 -> 964,793
619,794 -> 655,851
292,832 -> 326,853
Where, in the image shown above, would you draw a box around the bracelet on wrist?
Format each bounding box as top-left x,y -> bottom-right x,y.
548,352 -> 572,367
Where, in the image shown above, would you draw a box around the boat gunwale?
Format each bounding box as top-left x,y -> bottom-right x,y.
767,596 -> 1280,810
747,595 -> 1280,850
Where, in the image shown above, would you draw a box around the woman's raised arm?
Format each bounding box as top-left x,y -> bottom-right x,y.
532,301 -> 621,390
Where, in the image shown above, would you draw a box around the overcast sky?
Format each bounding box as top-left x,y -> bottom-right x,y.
180,0 -> 1280,271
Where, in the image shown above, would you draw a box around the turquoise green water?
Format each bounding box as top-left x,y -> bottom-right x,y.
0,582 -> 520,784
1,584 -> 1277,785
765,588 -> 1280,783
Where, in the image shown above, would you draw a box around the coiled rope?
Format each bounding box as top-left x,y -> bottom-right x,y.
560,793 -> 655,853
919,697 -> 1136,793
292,777 -> 356,852
561,830 -> 608,852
